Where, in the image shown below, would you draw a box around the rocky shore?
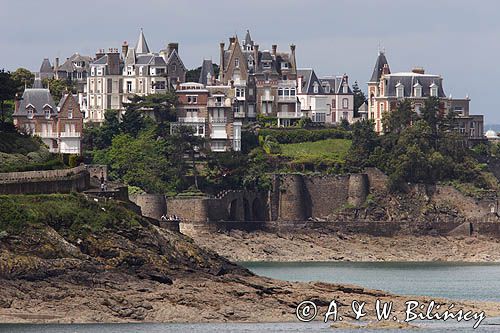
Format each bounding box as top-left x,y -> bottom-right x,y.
1,194 -> 500,325
189,229 -> 500,262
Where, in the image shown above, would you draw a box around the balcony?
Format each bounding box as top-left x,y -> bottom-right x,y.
234,111 -> 246,118
277,111 -> 301,119
35,132 -> 58,139
278,96 -> 297,102
208,99 -> 231,108
260,96 -> 274,102
177,117 -> 206,123
211,131 -> 228,139
210,117 -> 227,123
60,132 -> 82,138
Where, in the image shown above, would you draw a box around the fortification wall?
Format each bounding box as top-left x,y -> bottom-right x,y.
0,172 -> 89,195
0,165 -> 86,182
167,197 -> 210,223
130,194 -> 167,220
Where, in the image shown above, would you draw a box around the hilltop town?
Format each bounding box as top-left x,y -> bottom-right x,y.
3,28 -> 500,325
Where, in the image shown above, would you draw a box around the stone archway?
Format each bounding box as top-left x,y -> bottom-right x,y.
228,199 -> 238,221
243,198 -> 251,221
252,198 -> 265,221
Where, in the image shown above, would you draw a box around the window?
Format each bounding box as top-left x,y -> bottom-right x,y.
248,88 -> 254,96
126,81 -> 132,92
290,88 -> 296,96
414,87 -> 422,97
68,109 -> 73,119
156,68 -> 165,75
91,67 -> 95,76
198,125 -> 205,136
127,66 -> 133,76
235,87 -> 245,98
235,58 -> 240,68
430,83 -> 438,97
343,112 -> 348,119
263,61 -> 271,69
323,83 -> 330,93
342,98 -> 349,109
278,88 -> 284,97
96,67 -> 103,76
331,99 -> 336,109
139,66 -> 143,75
343,84 -> 348,94
264,73 -> 269,81
155,81 -> 166,90
27,107 -> 34,119
313,82 -> 319,94
396,84 -> 404,98
171,64 -> 177,72
45,109 -> 51,119
281,62 -> 289,69
187,95 -> 198,104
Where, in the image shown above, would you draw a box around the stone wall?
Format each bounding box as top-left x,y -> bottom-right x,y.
271,173 -> 369,221
131,194 -> 168,220
0,166 -> 90,195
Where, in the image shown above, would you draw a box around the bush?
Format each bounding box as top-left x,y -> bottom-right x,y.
258,128 -> 351,144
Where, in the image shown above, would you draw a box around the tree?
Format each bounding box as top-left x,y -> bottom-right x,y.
42,78 -> 75,103
11,68 -> 34,92
0,70 -> 17,124
346,119 -> 377,170
120,108 -> 145,137
170,125 -> 206,190
382,99 -> 415,134
185,64 -> 220,83
352,81 -> 367,117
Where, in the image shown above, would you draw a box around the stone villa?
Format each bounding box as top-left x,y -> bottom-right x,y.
367,51 -> 484,140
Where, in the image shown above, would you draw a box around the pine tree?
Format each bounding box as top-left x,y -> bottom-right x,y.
352,81 -> 367,117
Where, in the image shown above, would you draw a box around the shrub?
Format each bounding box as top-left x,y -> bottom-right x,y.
258,128 -> 351,144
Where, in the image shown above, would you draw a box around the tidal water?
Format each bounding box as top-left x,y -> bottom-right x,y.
3,262 -> 500,332
242,261 -> 500,302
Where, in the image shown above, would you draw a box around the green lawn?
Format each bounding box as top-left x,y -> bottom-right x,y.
279,138 -> 352,166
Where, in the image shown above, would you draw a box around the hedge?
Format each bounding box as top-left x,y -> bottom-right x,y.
258,128 -> 351,144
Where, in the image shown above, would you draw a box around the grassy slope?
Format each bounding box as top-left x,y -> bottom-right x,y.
279,138 -> 352,165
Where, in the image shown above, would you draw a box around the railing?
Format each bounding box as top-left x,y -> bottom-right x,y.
34,132 -> 58,139
210,117 -> 227,123
60,132 -> 82,138
277,111 -> 301,118
260,96 -> 274,102
208,99 -> 231,108
277,96 -> 296,102
211,131 -> 228,139
234,111 -> 246,118
177,117 -> 206,123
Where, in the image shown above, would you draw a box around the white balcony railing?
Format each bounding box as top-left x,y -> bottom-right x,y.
177,117 -> 206,123
208,99 -> 231,108
278,96 -> 297,102
35,132 -> 58,139
60,132 -> 82,138
234,111 -> 246,118
277,111 -> 301,119
210,117 -> 227,123
260,96 -> 274,102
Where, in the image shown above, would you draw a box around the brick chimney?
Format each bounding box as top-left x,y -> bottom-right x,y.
412,67 -> 425,74
229,36 -> 236,45
382,63 -> 390,75
272,44 -> 277,56
253,44 -> 259,67
219,42 -> 225,81
55,57 -> 59,70
167,42 -> 179,57
122,41 -> 129,59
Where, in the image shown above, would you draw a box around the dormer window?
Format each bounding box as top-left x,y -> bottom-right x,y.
322,83 -> 330,93
413,82 -> 422,97
127,66 -> 133,76
281,62 -> 289,69
91,67 -> 95,76
45,109 -> 51,119
27,107 -> 34,119
430,83 -> 438,97
235,58 -> 240,68
396,82 -> 404,98
96,67 -> 103,76
313,82 -> 319,94
342,84 -> 348,94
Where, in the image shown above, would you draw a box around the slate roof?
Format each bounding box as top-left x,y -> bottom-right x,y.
244,30 -> 253,46
135,29 -> 150,54
336,75 -> 353,94
93,55 -> 108,65
297,69 -> 324,94
39,58 -> 53,74
199,59 -> 215,85
369,51 -> 390,82
15,79 -> 57,116
57,53 -> 91,73
384,73 -> 446,98
165,49 -> 186,70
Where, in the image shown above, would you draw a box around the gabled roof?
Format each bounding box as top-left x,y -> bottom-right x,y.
39,58 -> 53,73
199,59 -> 215,85
165,49 -> 186,70
384,73 -> 446,98
369,51 -> 390,83
15,83 -> 57,116
336,75 -> 352,94
57,53 -> 91,72
135,29 -> 150,54
297,69 -> 324,94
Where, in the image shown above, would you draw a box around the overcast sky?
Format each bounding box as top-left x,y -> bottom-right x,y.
2,0 -> 499,123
